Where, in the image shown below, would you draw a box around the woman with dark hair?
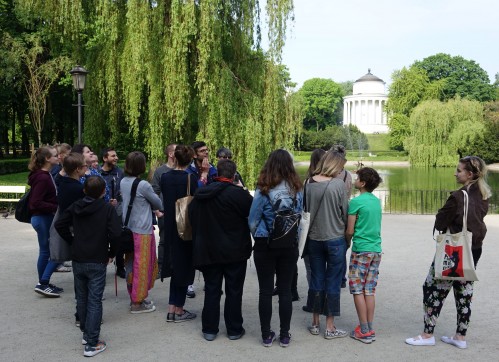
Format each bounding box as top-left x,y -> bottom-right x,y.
160,145 -> 198,322
249,149 -> 303,348
28,146 -> 62,297
406,156 -> 491,349
120,151 -> 163,314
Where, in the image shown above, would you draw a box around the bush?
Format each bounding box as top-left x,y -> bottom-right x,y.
0,159 -> 30,175
299,125 -> 368,151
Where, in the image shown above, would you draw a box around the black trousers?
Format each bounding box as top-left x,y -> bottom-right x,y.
201,261 -> 247,336
253,238 -> 299,339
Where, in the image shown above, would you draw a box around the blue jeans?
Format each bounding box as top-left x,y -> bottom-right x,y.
73,262 -> 107,347
307,236 -> 346,316
31,214 -> 58,284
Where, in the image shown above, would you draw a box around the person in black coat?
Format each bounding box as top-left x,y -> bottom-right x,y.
189,159 -> 253,341
160,145 -> 198,323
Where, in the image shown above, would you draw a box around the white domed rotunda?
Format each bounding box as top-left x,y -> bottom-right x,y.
343,69 -> 388,134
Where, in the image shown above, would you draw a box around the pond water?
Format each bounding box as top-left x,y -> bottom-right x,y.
295,165 -> 499,214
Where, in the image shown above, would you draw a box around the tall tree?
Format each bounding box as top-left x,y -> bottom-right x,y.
12,0 -> 297,186
299,78 -> 344,131
413,53 -> 495,102
405,98 -> 485,167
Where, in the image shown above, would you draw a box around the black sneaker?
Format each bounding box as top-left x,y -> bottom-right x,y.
49,284 -> 64,293
83,340 -> 107,357
34,283 -> 60,298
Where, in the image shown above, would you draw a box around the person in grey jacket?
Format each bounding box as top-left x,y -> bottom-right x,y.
120,151 -> 163,314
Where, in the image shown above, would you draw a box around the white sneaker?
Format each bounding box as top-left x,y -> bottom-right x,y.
405,335 -> 435,346
441,335 -> 467,349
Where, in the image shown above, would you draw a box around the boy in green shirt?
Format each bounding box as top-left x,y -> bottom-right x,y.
345,167 -> 382,344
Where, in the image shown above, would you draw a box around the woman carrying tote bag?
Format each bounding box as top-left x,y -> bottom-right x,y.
406,156 -> 491,349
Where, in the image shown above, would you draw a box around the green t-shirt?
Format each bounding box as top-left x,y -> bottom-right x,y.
348,192 -> 382,253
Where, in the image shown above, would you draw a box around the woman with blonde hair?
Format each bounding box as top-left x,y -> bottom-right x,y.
305,150 -> 349,339
406,156 -> 491,349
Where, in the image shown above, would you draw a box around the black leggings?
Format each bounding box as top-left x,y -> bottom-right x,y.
253,238 -> 298,339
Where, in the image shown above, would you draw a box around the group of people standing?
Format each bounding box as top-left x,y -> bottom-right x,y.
25,141 -> 492,356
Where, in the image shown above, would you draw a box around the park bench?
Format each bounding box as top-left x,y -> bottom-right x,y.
0,185 -> 26,217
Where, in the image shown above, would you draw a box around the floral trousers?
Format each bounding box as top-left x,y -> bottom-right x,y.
422,263 -> 474,336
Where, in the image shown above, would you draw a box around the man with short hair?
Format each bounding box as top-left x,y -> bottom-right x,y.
187,141 -> 217,187
100,147 -> 125,277
151,143 -> 176,277
189,159 -> 253,341
184,141 -> 217,298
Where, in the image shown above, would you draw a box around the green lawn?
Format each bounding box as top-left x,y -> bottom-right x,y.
0,171 -> 29,186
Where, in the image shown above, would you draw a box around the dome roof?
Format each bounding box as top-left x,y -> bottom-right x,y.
355,69 -> 384,83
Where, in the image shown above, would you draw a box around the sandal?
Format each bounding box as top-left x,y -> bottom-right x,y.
308,324 -> 320,335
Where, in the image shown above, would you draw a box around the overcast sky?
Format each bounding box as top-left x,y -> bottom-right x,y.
277,0 -> 498,88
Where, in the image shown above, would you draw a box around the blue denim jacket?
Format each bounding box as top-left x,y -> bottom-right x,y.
248,181 -> 303,238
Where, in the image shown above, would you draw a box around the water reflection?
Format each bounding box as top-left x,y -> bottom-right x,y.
295,165 -> 499,214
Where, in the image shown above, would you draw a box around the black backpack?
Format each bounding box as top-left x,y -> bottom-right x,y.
266,195 -> 301,249
15,190 -> 32,223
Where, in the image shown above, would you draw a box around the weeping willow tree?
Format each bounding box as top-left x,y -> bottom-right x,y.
405,98 -> 485,167
15,0 -> 299,186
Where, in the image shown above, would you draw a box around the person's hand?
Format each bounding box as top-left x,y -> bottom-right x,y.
108,257 -> 114,264
235,179 -> 243,187
200,158 -> 210,174
110,198 -> 118,207
154,210 -> 164,218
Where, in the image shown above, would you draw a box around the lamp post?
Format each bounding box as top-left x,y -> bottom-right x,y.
69,65 -> 89,144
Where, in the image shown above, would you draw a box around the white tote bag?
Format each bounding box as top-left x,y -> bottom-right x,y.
434,190 -> 478,282
298,179 -> 310,256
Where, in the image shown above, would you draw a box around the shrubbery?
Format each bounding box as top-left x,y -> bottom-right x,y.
299,125 -> 369,151
0,159 -> 30,175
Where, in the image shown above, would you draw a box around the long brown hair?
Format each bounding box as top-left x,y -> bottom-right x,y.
307,149 -> 326,178
256,149 -> 302,195
459,156 -> 492,200
28,146 -> 54,172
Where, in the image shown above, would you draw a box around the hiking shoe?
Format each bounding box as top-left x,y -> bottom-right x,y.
83,340 -> 107,357
186,285 -> 195,298
49,284 -> 64,293
166,313 -> 175,322
262,331 -> 276,347
174,309 -> 196,322
308,324 -> 320,335
130,302 -> 156,314
350,325 -> 373,344
279,333 -> 291,347
56,265 -> 72,272
324,328 -> 348,339
34,283 -> 60,298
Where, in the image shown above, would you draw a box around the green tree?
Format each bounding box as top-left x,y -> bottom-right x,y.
12,0 -> 297,187
405,98 -> 485,167
299,78 -> 344,131
385,67 -> 444,150
413,53 -> 495,102
467,101 -> 499,163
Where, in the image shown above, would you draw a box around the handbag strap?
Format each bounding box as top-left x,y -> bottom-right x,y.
124,178 -> 141,227
462,190 -> 469,233
186,173 -> 191,196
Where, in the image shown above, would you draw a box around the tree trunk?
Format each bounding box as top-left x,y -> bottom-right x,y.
37,131 -> 42,148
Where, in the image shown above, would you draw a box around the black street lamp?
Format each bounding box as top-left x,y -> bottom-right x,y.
69,65 -> 89,144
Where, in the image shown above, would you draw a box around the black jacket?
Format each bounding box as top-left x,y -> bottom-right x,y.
189,181 -> 253,268
55,196 -> 122,263
434,183 -> 488,249
57,176 -> 85,213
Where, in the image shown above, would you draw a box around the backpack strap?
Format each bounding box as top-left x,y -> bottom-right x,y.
124,178 -> 141,228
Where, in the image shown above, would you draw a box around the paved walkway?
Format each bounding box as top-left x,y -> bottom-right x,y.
1,214 -> 499,361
